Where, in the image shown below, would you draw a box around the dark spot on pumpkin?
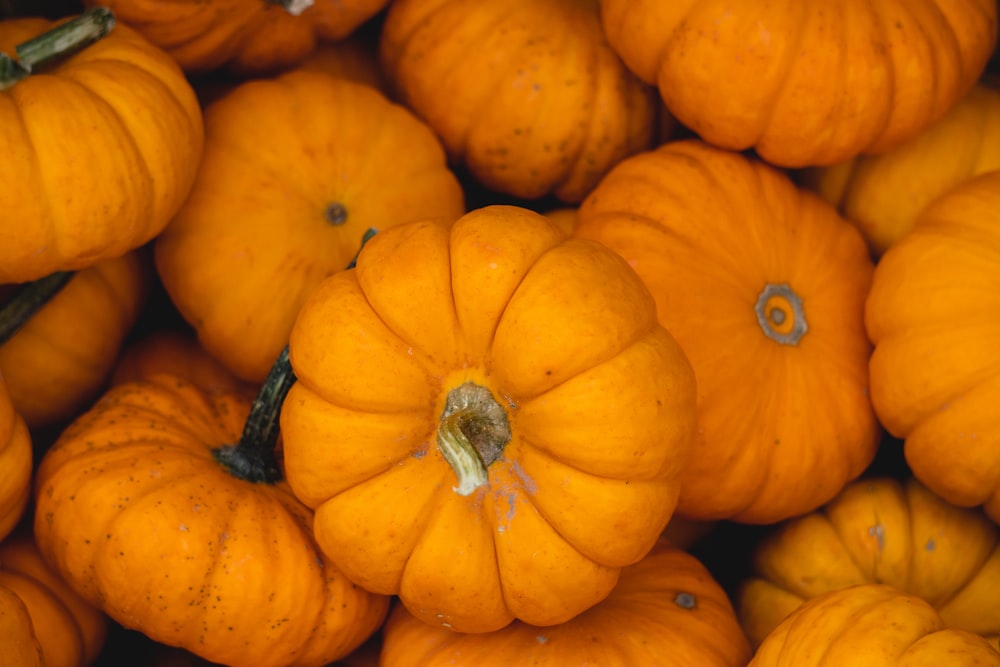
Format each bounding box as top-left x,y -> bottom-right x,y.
674,592 -> 697,609
324,202 -> 348,226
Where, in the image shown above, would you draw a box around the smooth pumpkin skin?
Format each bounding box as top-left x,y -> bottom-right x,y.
380,539 -> 750,667
599,0 -> 998,168
749,584 -> 1000,666
866,171 -> 1000,523
802,81 -> 1000,254
82,0 -> 390,75
155,69 -> 465,383
574,139 -> 880,524
0,251 -> 149,429
32,375 -> 391,667
0,533 -> 108,667
379,0 -> 657,202
0,584 -> 42,667
281,205 -> 697,633
738,478 -> 1000,650
0,375 -> 31,543
0,14 -> 204,284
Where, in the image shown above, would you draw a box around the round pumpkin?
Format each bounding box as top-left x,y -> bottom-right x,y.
738,477 -> 1000,650
0,9 -> 204,284
574,139 -> 880,524
379,0 -> 658,203
0,584 -> 41,667
380,539 -> 750,666
866,170 -> 1000,522
280,205 -> 698,633
801,80 -> 1000,254
0,373 -> 31,543
32,369 -> 391,666
0,532 -> 108,667
155,68 -> 465,383
0,251 -> 149,429
81,0 -> 390,75
749,584 -> 1000,666
599,0 -> 998,168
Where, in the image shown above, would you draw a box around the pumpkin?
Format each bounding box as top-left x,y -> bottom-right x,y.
32,360 -> 391,666
0,584 -> 41,667
0,532 -> 108,667
574,139 -> 880,524
599,0 -> 999,168
280,205 -> 698,633
0,9 -> 204,284
380,539 -> 751,667
801,80 -> 1000,254
749,584 -> 1000,666
0,373 -> 31,543
0,251 -> 149,429
379,0 -> 658,203
866,170 -> 1000,522
81,0 -> 390,75
738,477 -> 1000,650
155,68 -> 465,383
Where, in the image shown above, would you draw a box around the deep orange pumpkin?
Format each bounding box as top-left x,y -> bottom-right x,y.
0,373 -> 31,543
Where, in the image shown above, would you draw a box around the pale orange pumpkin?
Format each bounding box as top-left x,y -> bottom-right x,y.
281,205 -> 698,633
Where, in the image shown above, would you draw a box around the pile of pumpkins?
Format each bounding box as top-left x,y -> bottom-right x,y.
2,1 -> 1000,665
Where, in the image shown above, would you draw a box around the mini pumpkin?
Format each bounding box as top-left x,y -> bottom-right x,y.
749,584 -> 1000,666
866,170 -> 1000,522
380,539 -> 751,666
574,139 -> 880,524
0,373 -> 31,543
155,68 -> 465,383
0,9 -> 204,284
599,0 -> 998,168
0,251 -> 149,429
738,477 -> 1000,650
280,205 -> 698,632
801,80 -> 1000,254
379,0 -> 658,202
82,0 -> 390,75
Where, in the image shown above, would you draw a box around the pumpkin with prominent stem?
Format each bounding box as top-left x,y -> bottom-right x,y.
0,9 -> 203,284
281,205 -> 698,633
32,348 -> 390,667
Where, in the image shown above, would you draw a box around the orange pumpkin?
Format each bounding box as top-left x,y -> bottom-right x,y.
380,539 -> 751,666
802,80 -> 1000,254
749,584 -> 1000,666
574,139 -> 880,524
0,532 -> 108,667
33,366 -> 391,666
82,0 -> 390,75
0,373 -> 31,543
738,477 -> 1000,650
280,205 -> 698,632
866,170 -> 1000,522
379,0 -> 658,202
599,0 -> 998,168
0,251 -> 149,429
0,9 -> 204,284
155,68 -> 465,383
0,584 -> 41,666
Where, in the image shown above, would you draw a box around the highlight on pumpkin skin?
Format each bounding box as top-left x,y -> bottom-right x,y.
379,539 -> 751,666
280,205 -> 699,633
747,584 -> 1000,666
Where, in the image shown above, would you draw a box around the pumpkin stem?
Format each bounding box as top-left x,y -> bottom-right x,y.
754,283 -> 808,346
213,345 -> 294,484
436,382 -> 511,496
0,7 -> 115,90
270,0 -> 314,17
0,271 -> 74,345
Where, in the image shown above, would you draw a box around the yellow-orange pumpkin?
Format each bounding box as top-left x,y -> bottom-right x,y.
574,139 -> 880,524
280,205 -> 698,632
599,0 -> 998,168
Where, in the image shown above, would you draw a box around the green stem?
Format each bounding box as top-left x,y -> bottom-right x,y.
271,0 -> 315,17
0,7 -> 116,90
0,272 -> 74,345
436,382 -> 511,496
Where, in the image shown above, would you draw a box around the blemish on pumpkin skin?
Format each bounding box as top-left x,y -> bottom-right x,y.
926,538 -> 936,551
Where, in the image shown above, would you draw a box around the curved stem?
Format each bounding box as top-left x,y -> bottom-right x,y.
437,415 -> 490,496
0,271 -> 74,345
213,345 -> 294,484
436,382 -> 511,496
271,0 -> 314,17
0,7 -> 115,90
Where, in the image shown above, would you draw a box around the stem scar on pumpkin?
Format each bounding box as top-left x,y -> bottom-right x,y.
754,283 -> 808,346
324,202 -> 348,226
437,382 -> 512,496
